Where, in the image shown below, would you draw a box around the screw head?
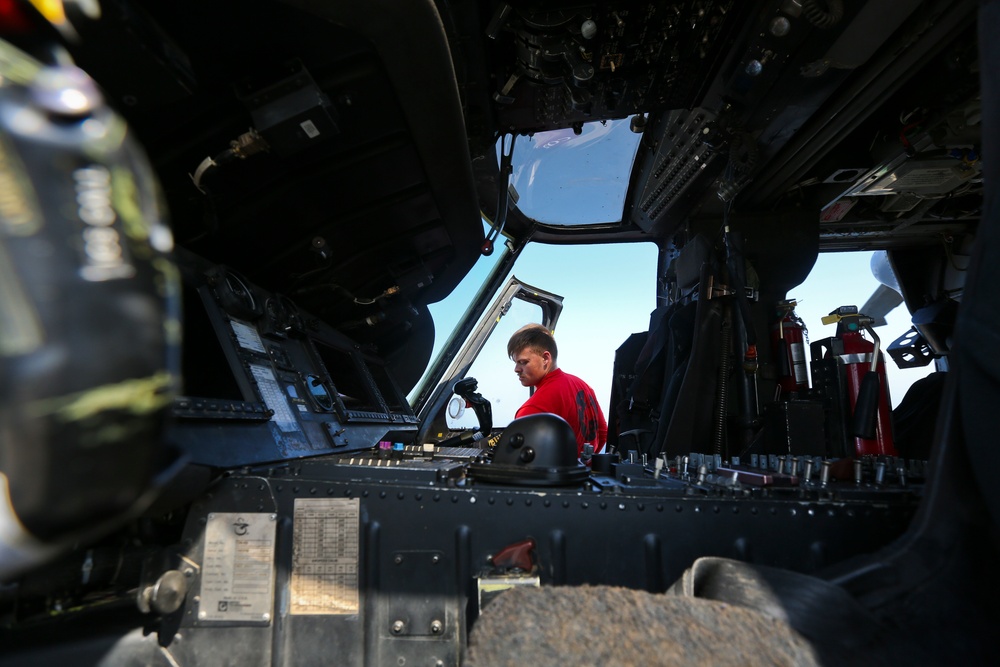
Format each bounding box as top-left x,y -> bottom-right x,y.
392,620 -> 405,634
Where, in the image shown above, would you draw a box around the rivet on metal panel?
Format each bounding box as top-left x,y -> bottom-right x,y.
392,620 -> 405,634
430,620 -> 443,634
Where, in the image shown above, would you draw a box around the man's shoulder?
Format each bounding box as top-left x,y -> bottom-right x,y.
516,392 -> 553,419
555,369 -> 595,392
515,402 -> 545,416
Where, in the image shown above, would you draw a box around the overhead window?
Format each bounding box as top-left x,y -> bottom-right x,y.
505,118 -> 644,226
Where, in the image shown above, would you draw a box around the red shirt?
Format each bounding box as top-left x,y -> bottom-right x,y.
515,368 -> 608,456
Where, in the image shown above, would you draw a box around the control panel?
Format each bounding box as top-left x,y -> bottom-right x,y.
170,253 -> 418,467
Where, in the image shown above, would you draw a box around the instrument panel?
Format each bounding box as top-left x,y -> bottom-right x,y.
170,252 -> 418,467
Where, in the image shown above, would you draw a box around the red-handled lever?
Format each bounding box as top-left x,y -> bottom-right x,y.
491,538 -> 536,572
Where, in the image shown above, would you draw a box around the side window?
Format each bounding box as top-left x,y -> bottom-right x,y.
445,297 -> 544,429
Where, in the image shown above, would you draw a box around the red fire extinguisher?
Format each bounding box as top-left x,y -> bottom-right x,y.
772,299 -> 809,394
821,306 -> 896,457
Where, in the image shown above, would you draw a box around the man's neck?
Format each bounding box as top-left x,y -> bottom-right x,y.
536,367 -> 562,386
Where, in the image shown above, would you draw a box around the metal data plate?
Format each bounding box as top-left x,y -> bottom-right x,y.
199,512 -> 277,623
290,498 -> 361,615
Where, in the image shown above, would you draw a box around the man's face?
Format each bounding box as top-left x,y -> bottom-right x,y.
512,347 -> 552,387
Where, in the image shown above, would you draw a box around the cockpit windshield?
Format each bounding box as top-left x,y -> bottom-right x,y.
506,118 -> 644,226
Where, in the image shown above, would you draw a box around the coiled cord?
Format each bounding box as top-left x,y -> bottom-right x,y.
802,0 -> 844,29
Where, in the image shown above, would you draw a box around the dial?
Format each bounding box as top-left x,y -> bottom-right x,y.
305,374 -> 335,411
216,268 -> 263,320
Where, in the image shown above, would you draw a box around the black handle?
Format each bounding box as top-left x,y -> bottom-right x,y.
454,377 -> 493,436
852,371 -> 880,439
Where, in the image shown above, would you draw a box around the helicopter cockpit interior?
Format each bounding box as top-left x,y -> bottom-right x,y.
0,0 -> 997,665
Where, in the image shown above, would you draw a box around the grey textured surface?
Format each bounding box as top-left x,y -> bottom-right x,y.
466,585 -> 821,666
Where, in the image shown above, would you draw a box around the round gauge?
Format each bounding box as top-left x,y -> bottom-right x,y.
217,268 -> 262,319
225,271 -> 255,309
265,295 -> 303,336
279,295 -> 302,331
265,296 -> 286,332
306,374 -> 335,411
448,395 -> 466,420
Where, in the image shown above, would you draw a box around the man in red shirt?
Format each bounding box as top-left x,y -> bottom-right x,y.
507,325 -> 608,456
